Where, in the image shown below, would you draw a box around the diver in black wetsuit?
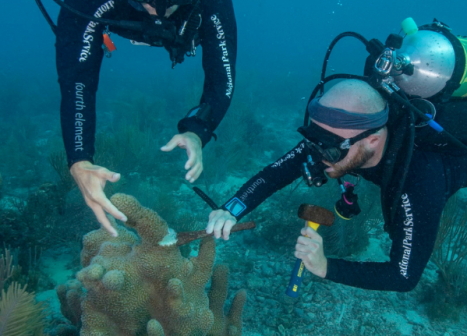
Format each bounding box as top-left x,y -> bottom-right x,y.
54,0 -> 237,236
205,79 -> 467,292
204,18 -> 467,292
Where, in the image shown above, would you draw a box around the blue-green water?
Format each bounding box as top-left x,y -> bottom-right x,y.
1,0 -> 467,335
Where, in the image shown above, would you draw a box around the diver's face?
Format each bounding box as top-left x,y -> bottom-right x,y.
311,119 -> 376,179
323,141 -> 375,178
142,3 -> 179,17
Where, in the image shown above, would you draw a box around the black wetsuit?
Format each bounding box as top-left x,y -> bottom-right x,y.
56,0 -> 237,167
221,139 -> 467,292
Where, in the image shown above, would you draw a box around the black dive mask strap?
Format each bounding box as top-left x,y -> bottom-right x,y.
345,126 -> 384,147
299,123 -> 383,149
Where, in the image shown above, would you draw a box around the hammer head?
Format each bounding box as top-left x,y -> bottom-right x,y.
298,204 -> 335,227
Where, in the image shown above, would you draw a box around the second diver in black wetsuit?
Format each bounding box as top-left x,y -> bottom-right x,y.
205,79 -> 467,292
54,0 -> 237,236
205,18 -> 467,292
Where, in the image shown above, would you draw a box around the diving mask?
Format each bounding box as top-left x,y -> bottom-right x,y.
298,122 -> 382,164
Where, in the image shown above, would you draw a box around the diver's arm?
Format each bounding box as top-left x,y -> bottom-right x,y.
55,0 -> 131,237
325,197 -> 440,291
56,0 -> 117,167
177,0 -> 237,147
325,154 -> 446,291
221,141 -> 307,221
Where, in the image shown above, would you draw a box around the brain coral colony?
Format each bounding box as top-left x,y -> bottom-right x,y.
57,193 -> 247,336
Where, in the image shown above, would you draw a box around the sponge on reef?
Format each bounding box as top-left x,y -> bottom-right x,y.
63,193 -> 246,335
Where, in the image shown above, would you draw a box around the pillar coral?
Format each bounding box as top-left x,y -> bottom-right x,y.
71,193 -> 246,336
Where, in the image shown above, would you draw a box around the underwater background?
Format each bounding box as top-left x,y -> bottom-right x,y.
1,0 -> 467,335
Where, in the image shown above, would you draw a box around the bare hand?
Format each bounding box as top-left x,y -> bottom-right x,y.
70,161 -> 127,237
294,226 -> 327,278
206,209 -> 237,240
160,132 -> 203,183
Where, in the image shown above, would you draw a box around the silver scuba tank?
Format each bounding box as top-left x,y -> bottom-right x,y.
390,18 -> 467,99
392,30 -> 456,98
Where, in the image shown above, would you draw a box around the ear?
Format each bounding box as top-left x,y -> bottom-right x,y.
364,133 -> 381,149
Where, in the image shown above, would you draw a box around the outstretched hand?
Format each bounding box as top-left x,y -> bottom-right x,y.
161,132 -> 203,183
70,161 -> 127,237
294,226 -> 328,278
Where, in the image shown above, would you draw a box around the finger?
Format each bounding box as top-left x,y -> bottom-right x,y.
191,162 -> 203,180
109,173 -> 121,182
222,219 -> 236,240
302,227 -> 319,239
206,218 -> 216,234
297,236 -> 321,251
185,148 -> 197,170
89,203 -> 118,237
98,167 -> 121,182
207,211 -> 222,233
161,135 -> 182,152
186,163 -> 202,183
294,251 -> 308,260
304,228 -> 323,243
296,242 -> 316,254
295,251 -> 314,268
213,218 -> 226,239
98,197 -> 128,222
297,235 -> 312,245
295,243 -> 311,253
206,223 -> 214,234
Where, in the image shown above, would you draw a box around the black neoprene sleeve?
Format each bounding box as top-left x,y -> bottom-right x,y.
178,0 -> 237,147
56,0 -> 112,167
221,141 -> 307,220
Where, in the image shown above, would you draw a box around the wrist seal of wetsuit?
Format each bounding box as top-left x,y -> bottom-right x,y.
178,103 -> 217,144
185,103 -> 214,130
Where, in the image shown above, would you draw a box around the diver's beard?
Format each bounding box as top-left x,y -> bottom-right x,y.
326,145 -> 374,179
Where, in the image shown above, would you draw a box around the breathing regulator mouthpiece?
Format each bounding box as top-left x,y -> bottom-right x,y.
302,155 -> 328,188
334,179 -> 361,220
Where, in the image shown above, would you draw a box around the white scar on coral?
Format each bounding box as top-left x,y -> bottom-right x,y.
159,228 -> 178,246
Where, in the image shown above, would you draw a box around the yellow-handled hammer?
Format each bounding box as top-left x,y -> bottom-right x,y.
285,204 -> 335,297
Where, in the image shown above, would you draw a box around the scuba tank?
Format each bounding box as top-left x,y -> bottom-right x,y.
391,18 -> 467,100
386,18 -> 467,154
